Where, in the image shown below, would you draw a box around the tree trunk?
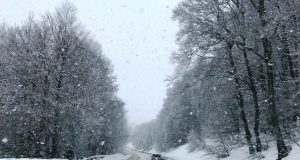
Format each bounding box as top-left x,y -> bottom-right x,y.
262,37 -> 289,160
227,43 -> 255,154
51,108 -> 60,158
42,74 -> 51,158
251,0 -> 290,158
51,61 -> 64,158
279,25 -> 298,84
241,44 -> 262,152
278,25 -> 300,125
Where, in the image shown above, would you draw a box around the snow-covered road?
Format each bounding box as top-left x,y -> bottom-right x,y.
98,149 -> 151,160
125,149 -> 151,160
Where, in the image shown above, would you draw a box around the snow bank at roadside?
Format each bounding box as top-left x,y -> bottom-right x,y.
0,154 -> 130,160
164,145 -> 216,160
164,143 -> 300,160
222,144 -> 300,160
0,159 -> 65,160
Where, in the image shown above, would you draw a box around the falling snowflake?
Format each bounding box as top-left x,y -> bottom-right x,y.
1,138 -> 8,143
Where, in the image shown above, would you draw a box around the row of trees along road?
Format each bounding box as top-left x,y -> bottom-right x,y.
132,0 -> 300,160
0,3 -> 128,159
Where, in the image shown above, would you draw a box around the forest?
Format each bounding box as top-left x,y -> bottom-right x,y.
132,0 -> 300,160
0,3 -> 128,159
1,0 -> 300,160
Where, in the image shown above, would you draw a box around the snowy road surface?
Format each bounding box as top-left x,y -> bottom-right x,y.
93,149 -> 151,160
125,148 -> 151,160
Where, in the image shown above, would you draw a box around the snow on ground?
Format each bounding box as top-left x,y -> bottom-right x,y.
164,145 -> 216,160
286,145 -> 300,160
1,143 -> 299,160
164,143 -> 300,160
0,159 -> 65,160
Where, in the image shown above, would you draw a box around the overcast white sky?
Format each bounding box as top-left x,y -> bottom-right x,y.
0,0 -> 180,125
